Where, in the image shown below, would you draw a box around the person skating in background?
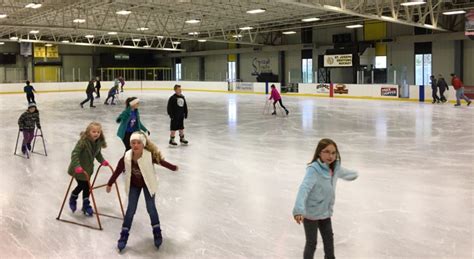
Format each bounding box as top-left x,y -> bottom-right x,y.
67,122 -> 109,216
430,75 -> 440,104
167,84 -> 189,147
24,80 -> 37,104
104,81 -> 119,105
437,74 -> 449,103
269,84 -> 289,115
106,131 -> 178,251
118,76 -> 125,92
293,138 -> 358,259
17,102 -> 41,155
116,97 -> 150,151
80,79 -> 96,108
451,73 -> 472,107
95,76 -> 101,99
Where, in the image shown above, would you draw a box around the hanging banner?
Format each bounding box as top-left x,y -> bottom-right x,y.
46,45 -> 59,58
34,44 -> 46,58
324,54 -> 353,67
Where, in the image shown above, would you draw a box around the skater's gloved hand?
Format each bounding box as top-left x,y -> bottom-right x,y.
74,166 -> 84,174
294,215 -> 304,225
147,131 -> 151,136
106,185 -> 112,193
101,160 -> 109,166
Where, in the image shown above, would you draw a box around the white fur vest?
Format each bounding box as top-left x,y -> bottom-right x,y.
123,149 -> 158,196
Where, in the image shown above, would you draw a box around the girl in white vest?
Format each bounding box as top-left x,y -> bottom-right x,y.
106,131 -> 178,252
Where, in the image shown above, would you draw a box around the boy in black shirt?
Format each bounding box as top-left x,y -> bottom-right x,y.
167,85 -> 188,146
24,80 -> 36,104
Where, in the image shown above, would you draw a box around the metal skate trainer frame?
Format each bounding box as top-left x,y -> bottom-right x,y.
14,128 -> 47,159
56,165 -> 125,230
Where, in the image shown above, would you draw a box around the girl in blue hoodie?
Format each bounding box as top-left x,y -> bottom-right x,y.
293,138 -> 358,259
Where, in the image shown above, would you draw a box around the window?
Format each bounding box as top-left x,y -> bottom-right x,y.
415,54 -> 431,85
302,58 -> 313,83
375,56 -> 387,69
228,61 -> 236,82
175,63 -> 182,81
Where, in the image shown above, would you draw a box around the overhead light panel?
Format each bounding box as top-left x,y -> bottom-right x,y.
346,24 -> 363,28
25,3 -> 42,9
116,10 -> 131,15
185,19 -> 201,24
246,8 -> 266,14
239,26 -> 254,30
132,38 -> 141,42
144,45 -> 151,48
172,41 -> 181,44
400,0 -> 426,6
232,34 -> 243,38
137,27 -> 149,31
282,31 -> 296,35
105,42 -> 114,45
0,14 -> 7,19
0,42 -> 5,45
61,40 -> 70,43
157,36 -> 164,39
198,39 -> 207,42
10,36 -> 18,40
442,10 -> 466,15
29,30 -> 39,34
73,18 -> 86,23
84,35 -> 94,38
45,43 -> 53,47
301,17 -> 320,22
108,31 -> 118,35
188,32 -> 200,35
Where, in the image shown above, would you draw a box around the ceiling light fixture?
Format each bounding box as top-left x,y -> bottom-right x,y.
84,35 -> 94,38
198,39 -> 207,42
10,36 -> 18,40
144,45 -> 151,48
239,26 -> 254,30
61,40 -> 70,43
45,43 -> 53,47
442,10 -> 466,15
73,18 -> 86,23
172,41 -> 181,44
246,8 -> 266,14
185,19 -> 201,24
232,34 -> 243,38
282,31 -> 296,35
157,36 -> 164,39
137,27 -> 149,31
116,10 -> 131,15
400,0 -> 426,6
0,14 -> 7,19
188,32 -> 200,35
132,38 -> 141,42
346,24 -> 363,28
108,31 -> 118,35
25,3 -> 42,9
301,17 -> 320,22
29,30 -> 39,34
105,42 -> 113,45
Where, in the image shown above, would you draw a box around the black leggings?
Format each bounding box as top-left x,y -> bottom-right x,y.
273,99 -> 288,111
71,179 -> 90,200
26,93 -> 35,104
122,131 -> 132,151
303,218 -> 335,259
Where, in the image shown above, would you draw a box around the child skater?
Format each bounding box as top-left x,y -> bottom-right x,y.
106,131 -> 178,251
104,81 -> 119,105
116,97 -> 150,151
269,84 -> 289,115
67,122 -> 109,216
293,138 -> 358,259
167,84 -> 189,146
17,102 -> 41,155
80,79 -> 96,108
24,80 -> 37,104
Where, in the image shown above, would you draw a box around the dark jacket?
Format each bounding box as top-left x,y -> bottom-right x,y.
430,78 -> 437,89
67,138 -> 105,181
24,85 -> 35,95
116,107 -> 148,139
167,94 -> 188,119
437,78 -> 449,91
86,81 -> 95,94
95,80 -> 101,89
18,110 -> 41,130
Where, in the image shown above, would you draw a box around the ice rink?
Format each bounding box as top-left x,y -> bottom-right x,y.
0,90 -> 473,258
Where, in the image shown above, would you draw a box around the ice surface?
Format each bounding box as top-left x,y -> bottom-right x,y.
0,90 -> 473,258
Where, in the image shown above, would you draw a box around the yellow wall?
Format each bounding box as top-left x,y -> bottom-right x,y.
34,66 -> 60,82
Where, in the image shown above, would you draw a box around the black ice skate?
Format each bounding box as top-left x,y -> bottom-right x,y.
117,228 -> 129,252
179,135 -> 188,145
169,137 -> 178,147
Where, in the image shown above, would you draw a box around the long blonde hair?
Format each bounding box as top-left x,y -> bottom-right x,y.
132,131 -> 163,162
80,122 -> 107,148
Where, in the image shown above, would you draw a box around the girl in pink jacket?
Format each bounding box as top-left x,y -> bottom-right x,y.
269,84 -> 289,115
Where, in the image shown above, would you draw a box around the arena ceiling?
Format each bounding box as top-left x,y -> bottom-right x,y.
0,0 -> 473,51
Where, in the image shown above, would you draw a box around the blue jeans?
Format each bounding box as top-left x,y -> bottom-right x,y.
122,185 -> 160,230
455,87 -> 471,105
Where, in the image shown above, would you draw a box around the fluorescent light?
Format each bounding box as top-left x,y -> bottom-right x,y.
10,36 -> 18,40
61,40 -> 70,43
381,15 -> 396,21
198,39 -> 207,42
45,43 -> 53,47
137,27 -> 149,31
172,41 -> 181,44
232,34 -> 243,38
32,3 -> 42,8
26,3 -> 42,8
84,35 -> 94,38
188,32 -> 200,35
185,19 -> 201,24
157,36 -> 164,39
143,45 -> 151,48
346,24 -> 363,28
73,18 -> 86,23
0,14 -> 7,18
239,26 -> 253,30
107,31 -> 117,35
282,31 -> 296,35
442,10 -> 466,15
400,0 -> 426,6
105,42 -> 113,45
246,8 -> 266,14
424,24 -> 437,29
29,30 -> 39,34
301,17 -> 320,22
0,42 -> 5,45
116,10 -> 131,15
132,38 -> 141,42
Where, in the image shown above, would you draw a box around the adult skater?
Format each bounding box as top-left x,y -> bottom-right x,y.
80,79 -> 96,108
95,76 -> 101,98
24,80 -> 37,104
269,84 -> 289,115
451,73 -> 471,107
106,131 -> 178,251
293,138 -> 358,259
116,97 -> 150,151
430,75 -> 440,104
167,84 -> 189,146
437,74 -> 448,103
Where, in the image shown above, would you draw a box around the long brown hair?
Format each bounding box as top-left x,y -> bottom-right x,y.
80,122 -> 107,148
309,138 -> 340,170
132,131 -> 163,162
